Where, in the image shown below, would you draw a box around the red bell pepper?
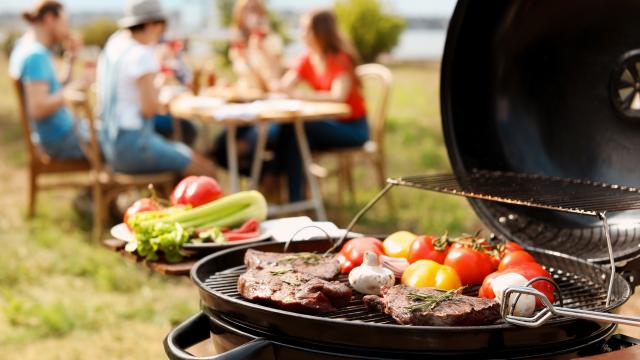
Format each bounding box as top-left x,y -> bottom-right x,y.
225,231 -> 260,241
225,219 -> 258,234
222,219 -> 260,241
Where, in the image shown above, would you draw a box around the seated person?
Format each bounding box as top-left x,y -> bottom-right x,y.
96,0 -> 216,176
229,0 -> 283,92
275,9 -> 369,202
211,0 -> 283,174
9,0 -> 91,160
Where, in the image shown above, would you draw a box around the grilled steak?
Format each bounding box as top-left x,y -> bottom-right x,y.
244,249 -> 340,280
238,268 -> 352,314
363,285 -> 501,326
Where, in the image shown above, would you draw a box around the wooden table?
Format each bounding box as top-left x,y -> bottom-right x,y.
170,96 -> 351,220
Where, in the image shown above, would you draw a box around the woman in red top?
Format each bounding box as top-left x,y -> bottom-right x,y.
276,9 -> 369,202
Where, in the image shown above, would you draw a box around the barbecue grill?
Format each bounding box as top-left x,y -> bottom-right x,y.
165,0 -> 640,358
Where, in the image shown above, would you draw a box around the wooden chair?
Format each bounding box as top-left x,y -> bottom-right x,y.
66,91 -> 176,241
12,79 -> 92,218
313,63 -> 394,208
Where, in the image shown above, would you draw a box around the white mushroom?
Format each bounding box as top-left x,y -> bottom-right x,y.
348,251 -> 395,295
491,272 -> 535,317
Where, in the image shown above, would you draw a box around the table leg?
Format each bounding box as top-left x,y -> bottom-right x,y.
293,118 -> 327,220
226,125 -> 239,193
249,123 -> 268,190
195,121 -> 212,153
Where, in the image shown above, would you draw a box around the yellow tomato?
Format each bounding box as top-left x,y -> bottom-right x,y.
401,260 -> 462,291
383,231 -> 417,258
434,264 -> 462,290
401,259 -> 440,287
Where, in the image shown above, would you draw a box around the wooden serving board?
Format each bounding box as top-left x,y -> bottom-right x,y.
102,238 -> 196,276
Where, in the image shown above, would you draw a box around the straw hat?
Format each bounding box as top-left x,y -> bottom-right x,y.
118,0 -> 166,28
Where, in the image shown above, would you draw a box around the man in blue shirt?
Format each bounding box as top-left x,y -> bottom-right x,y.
9,0 -> 90,159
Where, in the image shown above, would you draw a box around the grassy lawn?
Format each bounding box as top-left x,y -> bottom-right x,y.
0,55 -> 638,359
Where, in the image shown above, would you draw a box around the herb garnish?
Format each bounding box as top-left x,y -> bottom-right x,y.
406,289 -> 458,312
270,269 -> 292,276
276,252 -> 325,265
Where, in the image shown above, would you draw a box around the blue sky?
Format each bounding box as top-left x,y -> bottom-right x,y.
1,0 -> 457,17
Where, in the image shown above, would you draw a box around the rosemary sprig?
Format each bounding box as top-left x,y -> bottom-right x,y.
406,289 -> 458,312
270,269 -> 292,276
276,252 -> 325,265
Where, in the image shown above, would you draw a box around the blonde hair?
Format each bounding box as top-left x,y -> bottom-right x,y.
21,0 -> 63,23
231,0 -> 268,41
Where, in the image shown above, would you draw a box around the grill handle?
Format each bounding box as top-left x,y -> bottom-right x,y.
164,312 -> 274,360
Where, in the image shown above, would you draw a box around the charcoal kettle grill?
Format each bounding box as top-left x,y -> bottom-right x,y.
165,0 -> 640,358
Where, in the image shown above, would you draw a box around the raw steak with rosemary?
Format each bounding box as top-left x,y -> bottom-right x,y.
363,285 -> 501,326
244,249 -> 340,280
238,267 -> 352,314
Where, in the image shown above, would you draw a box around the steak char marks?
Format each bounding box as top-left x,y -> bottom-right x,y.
238,268 -> 352,314
364,285 -> 501,326
244,249 -> 340,280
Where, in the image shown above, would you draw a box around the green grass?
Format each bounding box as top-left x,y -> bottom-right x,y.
0,57 -> 521,358
322,62 -> 480,233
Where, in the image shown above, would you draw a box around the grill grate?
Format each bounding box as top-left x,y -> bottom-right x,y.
388,170 -> 640,216
486,202 -> 640,262
203,263 -> 610,327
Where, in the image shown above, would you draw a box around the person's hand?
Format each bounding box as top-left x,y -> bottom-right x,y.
155,44 -> 172,65
63,32 -> 82,59
248,33 -> 265,51
66,72 -> 92,91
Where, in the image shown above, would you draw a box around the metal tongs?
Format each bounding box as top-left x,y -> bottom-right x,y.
502,284 -> 640,328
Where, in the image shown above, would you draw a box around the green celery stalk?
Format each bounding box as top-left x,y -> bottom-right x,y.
144,190 -> 266,228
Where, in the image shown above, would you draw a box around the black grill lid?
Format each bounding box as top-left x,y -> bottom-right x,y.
441,0 -> 640,262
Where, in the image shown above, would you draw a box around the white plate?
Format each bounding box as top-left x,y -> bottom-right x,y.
110,223 -> 271,250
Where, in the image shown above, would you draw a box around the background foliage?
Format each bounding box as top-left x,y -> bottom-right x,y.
77,18 -> 119,49
335,0 -> 406,63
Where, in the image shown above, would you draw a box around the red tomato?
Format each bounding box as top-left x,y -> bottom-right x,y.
479,262 -> 555,306
124,198 -> 160,227
498,250 -> 537,271
444,246 -> 494,285
490,254 -> 501,270
406,235 -> 449,264
504,241 -> 524,253
171,176 -> 223,207
337,237 -> 384,273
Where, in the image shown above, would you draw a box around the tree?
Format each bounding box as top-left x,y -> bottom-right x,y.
1,31 -> 21,55
216,0 -> 235,27
335,0 -> 406,63
78,18 -> 119,49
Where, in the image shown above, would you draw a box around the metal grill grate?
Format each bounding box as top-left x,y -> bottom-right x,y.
387,171 -> 640,216
203,261 -> 612,327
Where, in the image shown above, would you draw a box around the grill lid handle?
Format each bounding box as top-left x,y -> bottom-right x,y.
164,312 -> 274,360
